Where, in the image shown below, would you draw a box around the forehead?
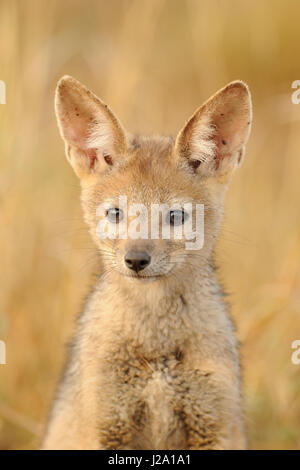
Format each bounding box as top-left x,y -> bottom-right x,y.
92,135 -> 207,205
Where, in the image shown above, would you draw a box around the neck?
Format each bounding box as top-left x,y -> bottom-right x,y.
92,258 -> 224,356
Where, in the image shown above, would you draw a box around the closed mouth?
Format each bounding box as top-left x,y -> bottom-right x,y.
124,273 -> 164,281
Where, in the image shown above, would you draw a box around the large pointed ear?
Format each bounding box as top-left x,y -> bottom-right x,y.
174,81 -> 252,182
55,76 -> 128,181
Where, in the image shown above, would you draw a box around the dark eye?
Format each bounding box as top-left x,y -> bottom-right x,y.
167,210 -> 188,226
106,208 -> 123,223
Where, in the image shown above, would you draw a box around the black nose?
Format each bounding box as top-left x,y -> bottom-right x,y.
124,251 -> 151,273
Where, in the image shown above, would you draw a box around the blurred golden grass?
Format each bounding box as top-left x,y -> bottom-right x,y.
0,0 -> 300,449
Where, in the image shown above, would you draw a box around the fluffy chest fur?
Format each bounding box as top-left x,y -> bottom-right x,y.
78,275 -> 239,450
97,342 -> 226,450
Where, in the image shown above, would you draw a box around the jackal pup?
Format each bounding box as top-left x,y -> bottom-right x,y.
42,76 -> 252,449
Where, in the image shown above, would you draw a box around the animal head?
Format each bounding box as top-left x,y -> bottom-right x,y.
55,76 -> 252,283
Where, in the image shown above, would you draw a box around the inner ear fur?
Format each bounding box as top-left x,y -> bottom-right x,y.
175,81 -> 252,181
55,75 -> 127,180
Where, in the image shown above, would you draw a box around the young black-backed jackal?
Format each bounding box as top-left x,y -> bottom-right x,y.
42,76 -> 252,450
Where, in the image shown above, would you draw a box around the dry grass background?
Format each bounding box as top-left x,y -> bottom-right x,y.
0,0 -> 300,450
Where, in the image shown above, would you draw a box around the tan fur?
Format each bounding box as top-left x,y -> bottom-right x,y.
42,76 -> 252,450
